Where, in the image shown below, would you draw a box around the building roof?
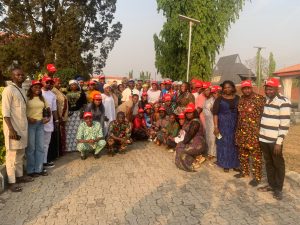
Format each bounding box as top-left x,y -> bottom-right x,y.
212,54 -> 255,84
273,64 -> 300,77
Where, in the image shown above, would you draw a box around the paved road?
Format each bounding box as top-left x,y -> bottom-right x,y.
0,142 -> 299,225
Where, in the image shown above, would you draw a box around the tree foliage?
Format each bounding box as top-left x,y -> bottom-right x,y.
0,0 -> 122,78
139,71 -> 151,81
154,0 -> 247,81
268,52 -> 276,77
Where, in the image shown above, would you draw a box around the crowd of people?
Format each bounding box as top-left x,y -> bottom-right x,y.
2,64 -> 291,200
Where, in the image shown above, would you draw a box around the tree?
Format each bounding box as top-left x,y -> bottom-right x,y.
139,71 -> 151,81
0,1 -> 122,77
268,52 -> 276,77
154,0 -> 248,81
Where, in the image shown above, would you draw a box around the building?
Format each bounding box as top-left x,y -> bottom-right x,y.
211,54 -> 255,85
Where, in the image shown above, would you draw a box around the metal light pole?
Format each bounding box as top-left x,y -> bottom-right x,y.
179,15 -> 200,82
254,46 -> 265,93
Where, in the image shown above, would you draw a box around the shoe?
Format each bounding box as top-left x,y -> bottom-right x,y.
94,153 -> 100,159
81,155 -> 87,160
257,185 -> 273,192
233,168 -> 241,172
273,190 -> 283,200
43,162 -> 55,168
28,173 -> 39,178
168,149 -> 175,153
234,173 -> 247,179
249,179 -> 260,187
37,170 -> 49,176
223,168 -> 229,173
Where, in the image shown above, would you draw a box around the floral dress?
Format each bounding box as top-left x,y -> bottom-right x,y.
107,120 -> 131,153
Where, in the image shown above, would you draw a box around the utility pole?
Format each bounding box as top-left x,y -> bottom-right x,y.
179,15 -> 200,82
254,46 -> 266,93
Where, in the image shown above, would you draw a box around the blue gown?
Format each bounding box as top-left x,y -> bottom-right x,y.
216,97 -> 240,169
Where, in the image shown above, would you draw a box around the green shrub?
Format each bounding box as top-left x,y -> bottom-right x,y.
0,86 -> 6,165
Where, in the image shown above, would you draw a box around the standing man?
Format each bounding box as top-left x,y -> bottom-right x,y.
235,80 -> 265,186
2,68 -> 33,192
258,78 -> 291,200
121,79 -> 139,102
97,75 -> 106,93
41,76 -> 59,169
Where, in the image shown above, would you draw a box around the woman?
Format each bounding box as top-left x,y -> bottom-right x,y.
139,92 -> 148,110
176,82 -> 195,114
84,93 -> 105,130
154,107 -> 169,145
66,80 -> 87,152
86,80 -> 100,103
101,84 -> 116,136
203,85 -> 221,158
213,80 -> 240,172
26,80 -> 50,177
166,113 -> 185,150
175,103 -> 206,172
116,84 -> 125,105
195,82 -> 211,130
147,81 -> 161,104
132,108 -> 148,141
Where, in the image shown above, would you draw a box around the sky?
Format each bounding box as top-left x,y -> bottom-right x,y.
103,0 -> 300,78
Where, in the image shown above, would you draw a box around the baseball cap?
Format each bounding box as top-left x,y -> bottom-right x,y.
202,82 -> 211,89
83,112 -> 93,118
144,104 -> 152,109
41,76 -> 54,83
178,113 -> 185,119
142,92 -> 148,96
158,107 -> 166,111
138,108 -> 144,113
210,85 -> 222,93
195,80 -> 203,88
185,103 -> 196,113
241,80 -> 253,88
264,78 -> 280,87
46,64 -> 57,73
31,80 -> 42,86
93,94 -> 102,100
164,94 -> 172,101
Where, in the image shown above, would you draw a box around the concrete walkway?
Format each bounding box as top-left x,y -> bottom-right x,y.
0,141 -> 299,225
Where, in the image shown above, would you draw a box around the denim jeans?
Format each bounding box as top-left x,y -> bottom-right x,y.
26,121 -> 44,173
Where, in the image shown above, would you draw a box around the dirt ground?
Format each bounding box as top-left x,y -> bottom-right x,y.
283,124 -> 300,173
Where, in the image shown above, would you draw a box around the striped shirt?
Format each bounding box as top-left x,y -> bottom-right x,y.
259,94 -> 291,145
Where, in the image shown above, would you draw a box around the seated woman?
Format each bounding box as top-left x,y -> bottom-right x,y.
84,93 -> 105,129
163,113 -> 179,149
107,112 -> 132,156
175,103 -> 206,172
76,112 -> 106,160
166,113 -> 185,150
132,108 -> 149,141
154,107 -> 169,145
163,94 -> 176,116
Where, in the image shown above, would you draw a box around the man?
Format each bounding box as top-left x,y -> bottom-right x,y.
2,68 -> 33,192
41,76 -> 59,169
235,80 -> 265,186
52,78 -> 68,156
161,80 -> 174,100
97,75 -> 106,93
132,108 -> 148,141
192,80 -> 202,99
258,78 -> 291,200
46,64 -> 57,78
117,94 -> 139,122
76,77 -> 85,90
86,80 -> 101,102
121,79 -> 139,102
76,112 -> 106,160
107,112 -> 132,156
136,80 -> 143,99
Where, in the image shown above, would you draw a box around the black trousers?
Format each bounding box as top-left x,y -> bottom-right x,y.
259,141 -> 285,191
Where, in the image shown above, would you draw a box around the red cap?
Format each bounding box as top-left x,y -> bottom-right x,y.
202,82 -> 211,89
46,64 -> 57,73
138,108 -> 144,113
93,94 -> 102,100
53,77 -> 61,83
83,112 -> 93,118
185,103 -> 196,113
164,80 -> 172,85
178,113 -> 185,119
265,78 -> 280,87
159,107 -> 166,111
241,80 -> 252,88
151,81 -> 158,85
164,94 -> 172,101
41,76 -> 53,83
195,80 -> 203,88
31,80 -> 42,86
142,92 -> 148,96
144,104 -> 152,109
191,78 -> 197,83
99,75 -> 105,79
88,80 -> 96,85
211,85 -> 221,93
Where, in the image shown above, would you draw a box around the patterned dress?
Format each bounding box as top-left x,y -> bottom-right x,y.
213,96 -> 240,169
175,118 -> 206,172
203,97 -> 216,156
66,91 -> 87,151
235,93 -> 265,180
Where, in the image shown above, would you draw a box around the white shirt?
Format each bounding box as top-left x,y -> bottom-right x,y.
42,89 -> 57,132
147,89 -> 161,103
121,88 -> 139,102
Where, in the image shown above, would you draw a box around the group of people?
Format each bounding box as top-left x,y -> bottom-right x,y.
2,64 -> 291,201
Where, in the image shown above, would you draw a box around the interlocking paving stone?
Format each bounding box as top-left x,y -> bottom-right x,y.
0,141 -> 299,225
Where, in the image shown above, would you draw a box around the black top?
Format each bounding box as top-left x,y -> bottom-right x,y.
212,95 -> 239,115
183,119 -> 200,144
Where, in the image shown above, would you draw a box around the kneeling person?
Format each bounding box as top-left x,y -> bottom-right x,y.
76,112 -> 106,160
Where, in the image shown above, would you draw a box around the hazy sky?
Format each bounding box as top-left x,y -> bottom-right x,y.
103,0 -> 300,78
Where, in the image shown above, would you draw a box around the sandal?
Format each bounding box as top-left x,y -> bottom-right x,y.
28,173 -> 40,178
257,185 -> 273,192
9,183 -> 22,192
16,176 -> 34,183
